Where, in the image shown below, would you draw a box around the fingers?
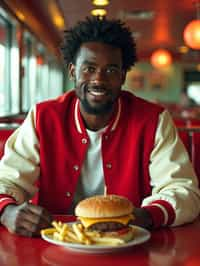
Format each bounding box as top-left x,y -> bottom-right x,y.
15,203 -> 52,236
1,202 -> 52,237
21,203 -> 52,224
131,208 -> 153,229
14,225 -> 35,237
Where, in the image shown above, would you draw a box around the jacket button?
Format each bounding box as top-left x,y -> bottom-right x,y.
73,165 -> 79,171
82,138 -> 87,144
66,191 -> 71,197
106,163 -> 112,169
104,135 -> 108,140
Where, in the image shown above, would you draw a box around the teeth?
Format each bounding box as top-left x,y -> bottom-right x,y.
89,91 -> 105,96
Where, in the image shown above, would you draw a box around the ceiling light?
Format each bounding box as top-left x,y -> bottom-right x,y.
53,15 -> 65,29
16,11 -> 25,21
92,0 -> 109,6
48,2 -> 65,30
183,1 -> 200,50
197,64 -> 200,71
150,49 -> 172,68
184,20 -> 200,50
91,9 -> 107,17
178,46 -> 189,54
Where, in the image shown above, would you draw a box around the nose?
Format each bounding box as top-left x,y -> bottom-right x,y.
91,69 -> 106,85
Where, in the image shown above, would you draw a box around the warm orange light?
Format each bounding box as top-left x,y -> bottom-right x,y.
92,0 -> 109,6
150,49 -> 172,68
48,2 -> 65,30
16,11 -> 25,21
36,56 -> 44,65
183,20 -> 200,49
178,45 -> 189,54
53,15 -> 65,29
91,9 -> 107,17
197,64 -> 200,71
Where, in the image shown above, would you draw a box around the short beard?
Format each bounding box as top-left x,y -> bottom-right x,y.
76,82 -> 118,115
80,97 -> 115,115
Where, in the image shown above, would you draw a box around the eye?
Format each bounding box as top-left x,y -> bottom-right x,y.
105,67 -> 120,74
82,66 -> 96,73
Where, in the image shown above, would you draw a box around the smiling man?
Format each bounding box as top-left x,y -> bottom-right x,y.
0,17 -> 199,237
70,42 -> 125,129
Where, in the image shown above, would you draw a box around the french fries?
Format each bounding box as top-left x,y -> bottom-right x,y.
92,236 -> 124,245
41,220 -> 134,246
72,222 -> 92,244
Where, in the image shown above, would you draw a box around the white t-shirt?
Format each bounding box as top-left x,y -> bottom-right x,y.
70,127 -> 106,212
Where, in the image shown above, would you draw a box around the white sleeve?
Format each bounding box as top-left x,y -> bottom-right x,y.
0,106 -> 40,203
142,109 -> 200,226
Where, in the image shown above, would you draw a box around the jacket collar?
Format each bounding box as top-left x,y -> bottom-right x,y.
74,98 -> 122,134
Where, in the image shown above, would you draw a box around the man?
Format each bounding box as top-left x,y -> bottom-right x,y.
0,17 -> 199,237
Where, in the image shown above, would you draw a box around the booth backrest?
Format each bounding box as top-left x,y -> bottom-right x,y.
0,122 -> 200,186
0,123 -> 19,159
173,117 -> 200,128
173,118 -> 187,127
178,127 -> 200,184
0,114 -> 25,124
186,119 -> 200,127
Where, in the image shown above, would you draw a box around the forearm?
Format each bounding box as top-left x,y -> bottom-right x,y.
146,110 -> 200,227
0,194 -> 17,219
0,106 -> 40,203
142,185 -> 200,226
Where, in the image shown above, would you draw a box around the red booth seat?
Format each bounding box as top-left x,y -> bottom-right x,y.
0,123 -> 19,159
1,123 -> 200,186
178,127 -> 200,185
0,114 -> 26,124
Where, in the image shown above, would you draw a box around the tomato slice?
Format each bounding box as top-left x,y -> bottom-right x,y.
116,227 -> 129,235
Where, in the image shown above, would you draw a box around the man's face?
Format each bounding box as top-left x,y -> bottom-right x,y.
69,42 -> 126,115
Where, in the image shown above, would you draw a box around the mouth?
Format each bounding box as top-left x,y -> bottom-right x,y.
87,87 -> 108,97
88,90 -> 106,96
80,85 -> 115,114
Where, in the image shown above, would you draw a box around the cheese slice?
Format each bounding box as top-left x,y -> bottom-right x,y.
79,214 -> 134,228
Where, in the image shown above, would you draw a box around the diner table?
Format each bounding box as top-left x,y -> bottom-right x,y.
0,215 -> 200,266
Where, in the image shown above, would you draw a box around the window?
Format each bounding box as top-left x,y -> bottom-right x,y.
187,82 -> 200,104
185,70 -> 200,105
48,58 -> 63,99
0,7 -> 64,115
22,31 -> 36,111
0,16 -> 7,114
0,8 -> 20,115
22,37 -> 64,112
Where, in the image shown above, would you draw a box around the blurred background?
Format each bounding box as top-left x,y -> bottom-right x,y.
0,0 -> 200,121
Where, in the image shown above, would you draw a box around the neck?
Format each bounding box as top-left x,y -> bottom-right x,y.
80,104 -> 117,131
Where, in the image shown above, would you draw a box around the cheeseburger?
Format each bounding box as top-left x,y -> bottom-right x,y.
75,195 -> 135,242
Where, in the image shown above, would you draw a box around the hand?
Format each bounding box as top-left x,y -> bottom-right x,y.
131,207 -> 153,230
0,202 -> 53,237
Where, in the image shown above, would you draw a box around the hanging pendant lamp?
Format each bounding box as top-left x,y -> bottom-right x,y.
183,1 -> 200,50
150,49 -> 172,68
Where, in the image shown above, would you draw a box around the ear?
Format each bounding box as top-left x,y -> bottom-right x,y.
68,63 -> 76,80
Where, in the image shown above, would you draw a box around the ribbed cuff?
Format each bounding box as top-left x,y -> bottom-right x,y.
0,194 -> 17,216
142,200 -> 175,228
